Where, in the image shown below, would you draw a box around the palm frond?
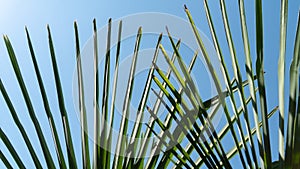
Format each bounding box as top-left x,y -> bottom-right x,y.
1,2 -> 300,169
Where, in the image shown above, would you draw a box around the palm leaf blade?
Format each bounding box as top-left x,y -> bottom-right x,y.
4,35 -> 56,168
0,128 -> 26,169
255,0 -> 272,167
47,26 -> 78,168
0,80 -> 43,169
74,22 -> 90,169
113,27 -> 142,169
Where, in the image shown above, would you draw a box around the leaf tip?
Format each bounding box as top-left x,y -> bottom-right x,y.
159,44 -> 163,49
165,26 -> 169,33
93,18 -> 97,31
74,21 -> 78,27
3,35 -> 8,41
184,4 -> 188,10
138,26 -> 142,34
46,25 -> 52,37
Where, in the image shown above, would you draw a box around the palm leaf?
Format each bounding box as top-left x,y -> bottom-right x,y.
106,20 -> 123,169
286,11 -> 300,168
1,2 -> 300,169
0,80 -> 43,169
99,18 -> 112,169
277,1 -> 289,168
255,0 -> 272,167
133,33 -> 163,168
47,26 -> 78,168
237,0 -> 265,167
0,150 -> 13,169
185,5 -> 248,168
113,27 -> 142,169
0,128 -> 26,169
125,32 -> 162,168
4,35 -> 56,168
25,27 -> 66,169
164,30 -> 232,168
92,18 -> 101,169
224,106 -> 279,164
219,0 -> 257,167
74,22 -> 90,169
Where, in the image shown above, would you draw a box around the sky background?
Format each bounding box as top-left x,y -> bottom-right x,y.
0,0 -> 300,168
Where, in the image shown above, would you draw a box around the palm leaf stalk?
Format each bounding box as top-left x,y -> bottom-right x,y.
152,63 -> 219,164
197,98 -> 251,168
153,67 -> 229,168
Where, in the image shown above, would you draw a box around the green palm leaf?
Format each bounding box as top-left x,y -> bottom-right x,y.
4,35 -> 56,168
47,26 -> 78,168
1,2 -> 300,169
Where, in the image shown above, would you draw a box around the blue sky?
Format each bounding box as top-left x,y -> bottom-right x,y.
0,0 -> 300,168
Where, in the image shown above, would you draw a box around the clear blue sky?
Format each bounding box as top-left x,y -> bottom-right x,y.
0,0 -> 300,168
